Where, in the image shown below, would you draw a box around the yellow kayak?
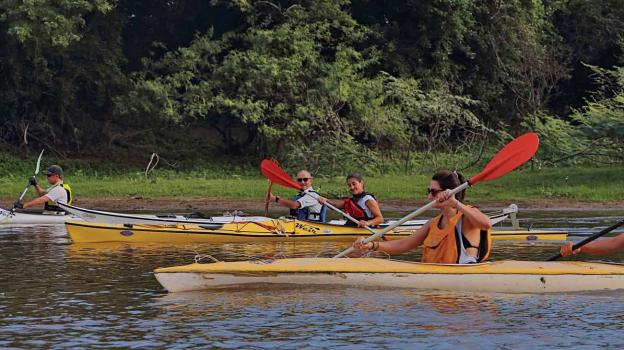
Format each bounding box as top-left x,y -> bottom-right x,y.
154,257 -> 624,293
65,218 -> 568,243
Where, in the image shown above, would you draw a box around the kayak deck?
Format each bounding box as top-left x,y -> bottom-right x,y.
154,258 -> 624,293
65,219 -> 568,243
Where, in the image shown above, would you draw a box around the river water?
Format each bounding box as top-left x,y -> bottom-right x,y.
1,211 -> 624,349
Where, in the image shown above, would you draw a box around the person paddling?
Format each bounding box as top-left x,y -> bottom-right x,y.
560,235 -> 624,257
268,170 -> 327,222
14,165 -> 73,214
350,170 -> 492,264
318,173 -> 384,228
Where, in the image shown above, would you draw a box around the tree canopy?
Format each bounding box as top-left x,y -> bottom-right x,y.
1,0 -> 623,172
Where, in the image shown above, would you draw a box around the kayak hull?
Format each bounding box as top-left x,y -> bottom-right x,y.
154,258 -> 624,294
0,208 -> 77,225
65,220 -> 568,243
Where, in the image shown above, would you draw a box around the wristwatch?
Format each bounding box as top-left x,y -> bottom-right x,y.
275,196 -> 280,203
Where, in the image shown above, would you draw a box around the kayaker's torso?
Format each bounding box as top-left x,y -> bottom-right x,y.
422,209 -> 491,264
290,187 -> 326,222
343,192 -> 377,227
44,182 -> 72,213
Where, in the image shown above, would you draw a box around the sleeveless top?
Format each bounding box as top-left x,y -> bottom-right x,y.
421,210 -> 491,264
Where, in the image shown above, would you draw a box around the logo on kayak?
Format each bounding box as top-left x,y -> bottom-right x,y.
295,222 -> 319,234
526,235 -> 538,241
120,230 -> 134,237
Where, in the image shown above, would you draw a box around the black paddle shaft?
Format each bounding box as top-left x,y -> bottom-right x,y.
548,218 -> 624,261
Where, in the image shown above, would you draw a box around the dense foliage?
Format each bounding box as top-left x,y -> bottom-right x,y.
1,0 -> 623,173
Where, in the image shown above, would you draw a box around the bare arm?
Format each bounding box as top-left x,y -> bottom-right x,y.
355,221 -> 431,255
23,195 -> 50,209
561,234 -> 624,256
362,199 -> 383,227
317,196 -> 344,209
268,193 -> 302,210
34,184 -> 46,196
457,202 -> 491,230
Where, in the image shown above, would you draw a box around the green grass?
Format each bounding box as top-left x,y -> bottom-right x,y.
1,166 -> 623,203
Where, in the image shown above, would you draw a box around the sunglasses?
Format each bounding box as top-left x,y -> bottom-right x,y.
46,174 -> 56,177
297,178 -> 311,183
427,188 -> 444,196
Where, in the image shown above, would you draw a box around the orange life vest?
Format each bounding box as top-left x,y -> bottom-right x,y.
421,210 -> 491,264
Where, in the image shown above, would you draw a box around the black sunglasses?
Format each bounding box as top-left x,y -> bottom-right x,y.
427,188 -> 444,196
297,178 -> 310,182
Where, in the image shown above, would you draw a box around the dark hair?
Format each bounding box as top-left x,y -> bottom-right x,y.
432,170 -> 466,202
346,173 -> 363,182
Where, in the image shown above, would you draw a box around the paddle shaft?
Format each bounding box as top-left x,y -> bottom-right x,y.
548,218 -> 624,261
333,182 -> 470,258
12,149 -> 45,212
264,182 -> 273,217
16,186 -> 30,203
301,190 -> 378,236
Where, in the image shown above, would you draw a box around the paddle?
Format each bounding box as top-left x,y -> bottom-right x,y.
264,181 -> 273,217
547,219 -> 624,261
334,132 -> 540,258
260,159 -> 379,235
11,149 -> 45,212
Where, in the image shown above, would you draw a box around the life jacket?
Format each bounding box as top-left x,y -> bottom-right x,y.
343,192 -> 377,227
44,183 -> 73,213
289,190 -> 327,222
421,209 -> 491,264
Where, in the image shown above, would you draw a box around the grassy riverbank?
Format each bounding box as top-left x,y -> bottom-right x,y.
1,164 -> 623,205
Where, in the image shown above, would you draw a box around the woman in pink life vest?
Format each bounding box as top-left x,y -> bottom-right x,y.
318,173 -> 383,228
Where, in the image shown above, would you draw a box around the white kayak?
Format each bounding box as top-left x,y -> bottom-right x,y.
0,208 -> 80,225
154,257 -> 624,294
0,204 -> 268,226
58,203 -> 272,225
59,202 -> 518,228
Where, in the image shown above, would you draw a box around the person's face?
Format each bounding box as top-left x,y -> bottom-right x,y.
296,171 -> 313,190
347,178 -> 364,195
46,174 -> 60,184
427,180 -> 444,207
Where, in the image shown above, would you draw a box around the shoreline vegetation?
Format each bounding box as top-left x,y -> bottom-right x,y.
1,165 -> 623,212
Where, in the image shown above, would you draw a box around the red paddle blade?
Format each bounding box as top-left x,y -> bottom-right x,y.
260,160 -> 301,190
469,132 -> 539,185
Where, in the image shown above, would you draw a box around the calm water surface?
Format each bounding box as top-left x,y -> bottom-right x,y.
1,211 -> 624,349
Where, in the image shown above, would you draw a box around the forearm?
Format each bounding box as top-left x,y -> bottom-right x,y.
34,185 -> 45,196
366,215 -> 384,227
23,196 -> 48,209
581,235 -> 624,256
323,199 -> 343,209
457,202 -> 491,229
277,198 -> 300,210
376,225 -> 428,255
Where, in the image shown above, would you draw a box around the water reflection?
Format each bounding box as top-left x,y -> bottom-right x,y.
1,213 -> 624,348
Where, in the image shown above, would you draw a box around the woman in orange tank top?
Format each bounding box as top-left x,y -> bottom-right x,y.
351,170 -> 492,264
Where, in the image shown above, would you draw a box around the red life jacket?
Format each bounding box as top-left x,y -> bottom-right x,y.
343,192 -> 376,223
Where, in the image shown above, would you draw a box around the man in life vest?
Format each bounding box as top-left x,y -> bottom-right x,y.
318,173 -> 384,228
14,165 -> 73,214
351,170 -> 492,264
268,170 -> 326,222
